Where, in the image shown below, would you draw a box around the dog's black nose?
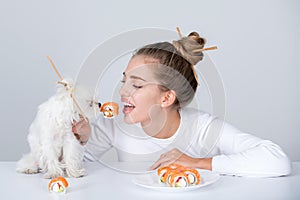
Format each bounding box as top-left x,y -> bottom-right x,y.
97,102 -> 102,108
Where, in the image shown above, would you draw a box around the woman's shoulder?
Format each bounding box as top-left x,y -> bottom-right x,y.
181,107 -> 213,119
180,107 -> 217,128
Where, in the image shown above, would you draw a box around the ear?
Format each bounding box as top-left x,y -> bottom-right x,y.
161,90 -> 177,108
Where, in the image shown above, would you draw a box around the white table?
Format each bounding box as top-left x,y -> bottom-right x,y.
1,162 -> 299,200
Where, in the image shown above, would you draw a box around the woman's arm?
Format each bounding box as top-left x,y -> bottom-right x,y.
149,148 -> 212,170
150,121 -> 291,177
211,122 -> 292,177
72,118 -> 114,161
72,118 -> 91,145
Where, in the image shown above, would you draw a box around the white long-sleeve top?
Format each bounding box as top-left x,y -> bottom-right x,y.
84,107 -> 291,177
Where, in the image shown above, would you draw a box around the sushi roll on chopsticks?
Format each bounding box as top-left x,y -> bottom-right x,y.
99,102 -> 119,118
157,164 -> 201,187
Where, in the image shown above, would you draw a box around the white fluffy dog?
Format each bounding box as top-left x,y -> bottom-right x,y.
16,79 -> 97,179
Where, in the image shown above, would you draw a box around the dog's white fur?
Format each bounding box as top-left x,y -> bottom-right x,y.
16,79 -> 97,179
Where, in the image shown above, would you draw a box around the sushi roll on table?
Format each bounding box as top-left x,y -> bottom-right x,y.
48,176 -> 69,194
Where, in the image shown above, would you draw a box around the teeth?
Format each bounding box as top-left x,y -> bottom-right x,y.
123,102 -> 134,107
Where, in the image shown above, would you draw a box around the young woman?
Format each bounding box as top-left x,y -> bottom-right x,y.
73,32 -> 291,177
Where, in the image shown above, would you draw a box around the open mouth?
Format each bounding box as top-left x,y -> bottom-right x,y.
123,102 -> 135,114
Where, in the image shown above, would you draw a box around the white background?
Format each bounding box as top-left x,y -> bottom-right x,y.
0,0 -> 299,161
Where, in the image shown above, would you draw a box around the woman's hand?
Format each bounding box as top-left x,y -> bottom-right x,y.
72,118 -> 91,145
150,148 -> 212,170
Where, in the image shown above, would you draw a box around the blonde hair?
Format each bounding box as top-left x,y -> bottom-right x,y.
133,31 -> 206,109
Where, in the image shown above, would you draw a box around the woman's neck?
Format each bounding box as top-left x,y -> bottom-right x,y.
141,108 -> 181,139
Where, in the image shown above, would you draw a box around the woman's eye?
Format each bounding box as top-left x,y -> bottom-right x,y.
133,85 -> 143,89
120,79 -> 143,89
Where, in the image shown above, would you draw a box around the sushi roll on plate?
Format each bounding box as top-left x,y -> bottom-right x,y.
183,168 -> 201,185
169,171 -> 190,187
157,164 -> 201,187
157,166 -> 171,183
133,166 -> 220,192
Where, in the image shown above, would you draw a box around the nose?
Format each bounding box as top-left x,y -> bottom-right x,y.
119,81 -> 130,97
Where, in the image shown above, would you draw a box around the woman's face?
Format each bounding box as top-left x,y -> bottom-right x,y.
119,55 -> 165,125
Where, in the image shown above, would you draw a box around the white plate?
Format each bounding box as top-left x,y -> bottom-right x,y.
133,169 -> 220,192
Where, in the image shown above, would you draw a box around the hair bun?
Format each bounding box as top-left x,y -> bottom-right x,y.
187,32 -> 206,47
172,31 -> 206,65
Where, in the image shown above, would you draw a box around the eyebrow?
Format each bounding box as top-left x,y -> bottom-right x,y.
122,72 -> 146,81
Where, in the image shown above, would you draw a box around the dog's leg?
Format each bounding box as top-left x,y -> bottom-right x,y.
41,142 -> 65,179
43,161 -> 64,179
16,124 -> 40,174
63,133 -> 86,178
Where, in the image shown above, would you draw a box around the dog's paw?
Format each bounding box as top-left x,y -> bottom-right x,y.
16,167 -> 39,174
43,168 -> 65,179
43,171 -> 64,179
42,173 -> 54,179
16,154 -> 39,174
66,168 -> 87,178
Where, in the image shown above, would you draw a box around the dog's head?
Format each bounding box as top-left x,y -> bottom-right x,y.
72,84 -> 99,120
55,79 -> 99,121
56,78 -> 74,93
